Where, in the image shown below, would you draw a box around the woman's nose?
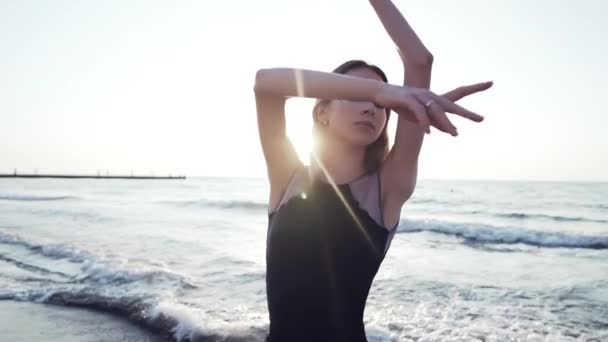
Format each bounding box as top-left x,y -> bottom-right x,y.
360,102 -> 377,116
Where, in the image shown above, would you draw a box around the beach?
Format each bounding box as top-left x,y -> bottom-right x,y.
1,177 -> 607,341
0,301 -> 163,342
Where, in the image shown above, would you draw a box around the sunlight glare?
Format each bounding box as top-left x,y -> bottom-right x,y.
310,152 -> 382,256
285,98 -> 314,164
293,68 -> 304,97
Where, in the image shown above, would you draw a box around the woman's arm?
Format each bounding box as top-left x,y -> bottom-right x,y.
254,67 -> 482,213
370,0 -> 435,226
255,68 -> 387,213
369,0 -> 434,68
255,68 -> 387,101
371,0 -> 490,230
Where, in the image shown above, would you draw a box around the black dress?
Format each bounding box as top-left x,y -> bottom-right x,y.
265,165 -> 397,342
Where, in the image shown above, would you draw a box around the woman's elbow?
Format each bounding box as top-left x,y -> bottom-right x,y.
398,49 -> 434,68
410,53 -> 434,67
254,68 -> 271,94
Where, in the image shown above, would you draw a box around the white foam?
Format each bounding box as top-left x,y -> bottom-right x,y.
148,300 -> 263,341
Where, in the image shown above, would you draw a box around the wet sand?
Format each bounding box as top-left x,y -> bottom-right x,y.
0,300 -> 165,342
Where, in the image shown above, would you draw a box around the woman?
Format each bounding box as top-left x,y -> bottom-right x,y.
254,1 -> 492,341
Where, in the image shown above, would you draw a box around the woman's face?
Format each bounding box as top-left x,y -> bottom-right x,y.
319,67 -> 388,147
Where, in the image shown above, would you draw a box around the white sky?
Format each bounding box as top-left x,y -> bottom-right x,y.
1,0 -> 606,181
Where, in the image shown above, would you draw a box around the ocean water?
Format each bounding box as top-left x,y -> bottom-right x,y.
0,177 -> 607,341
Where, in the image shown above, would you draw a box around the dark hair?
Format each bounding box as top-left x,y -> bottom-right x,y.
312,60 -> 391,173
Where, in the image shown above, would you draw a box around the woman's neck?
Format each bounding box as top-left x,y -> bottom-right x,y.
309,141 -> 367,185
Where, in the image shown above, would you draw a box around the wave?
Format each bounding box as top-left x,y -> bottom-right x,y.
397,219 -> 608,249
423,209 -> 607,224
409,198 -> 485,206
0,231 -> 266,341
168,199 -> 268,211
0,231 -> 198,289
74,260 -> 198,289
0,194 -> 78,201
23,208 -> 114,223
167,197 -> 607,224
492,212 -> 608,224
0,291 -> 266,341
409,198 -> 444,205
0,232 -> 93,262
0,272 -> 73,285
0,253 -> 72,278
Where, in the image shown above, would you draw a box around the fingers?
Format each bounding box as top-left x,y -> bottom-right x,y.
431,107 -> 458,136
433,93 -> 484,122
392,85 -> 488,136
403,96 -> 430,133
442,81 -> 493,102
417,94 -> 457,136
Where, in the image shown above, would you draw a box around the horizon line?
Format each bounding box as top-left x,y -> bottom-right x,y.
188,175 -> 608,184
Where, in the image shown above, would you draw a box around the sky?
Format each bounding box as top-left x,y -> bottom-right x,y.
1,0 -> 606,181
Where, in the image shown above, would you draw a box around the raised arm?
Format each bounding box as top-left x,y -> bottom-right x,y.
370,0 -> 491,230
255,68 -> 390,214
254,68 -> 483,214
369,0 -> 434,71
369,0 -> 435,230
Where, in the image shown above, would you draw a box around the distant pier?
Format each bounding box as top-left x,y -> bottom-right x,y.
0,173 -> 186,180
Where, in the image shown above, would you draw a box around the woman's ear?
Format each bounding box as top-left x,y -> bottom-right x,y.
313,100 -> 330,125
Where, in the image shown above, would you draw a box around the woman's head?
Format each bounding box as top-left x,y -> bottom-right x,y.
312,60 -> 391,173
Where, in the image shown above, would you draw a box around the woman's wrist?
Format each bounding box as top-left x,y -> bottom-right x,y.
374,83 -> 404,108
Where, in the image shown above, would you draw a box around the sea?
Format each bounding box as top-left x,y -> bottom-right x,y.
0,177 -> 606,341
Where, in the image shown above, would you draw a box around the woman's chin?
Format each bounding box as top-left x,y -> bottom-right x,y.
347,136 -> 378,147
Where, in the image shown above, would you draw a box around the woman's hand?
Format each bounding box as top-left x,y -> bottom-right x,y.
374,81 -> 493,136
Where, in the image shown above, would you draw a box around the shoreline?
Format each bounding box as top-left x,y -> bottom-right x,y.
0,300 -> 166,342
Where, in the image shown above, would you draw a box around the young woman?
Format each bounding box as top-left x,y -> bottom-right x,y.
254,1 -> 492,341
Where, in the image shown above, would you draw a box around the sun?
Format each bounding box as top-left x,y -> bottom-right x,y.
285,98 -> 315,165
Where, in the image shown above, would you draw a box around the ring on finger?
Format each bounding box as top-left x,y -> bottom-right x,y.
424,99 -> 435,109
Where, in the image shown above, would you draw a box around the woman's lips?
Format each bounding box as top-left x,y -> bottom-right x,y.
354,121 -> 375,130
